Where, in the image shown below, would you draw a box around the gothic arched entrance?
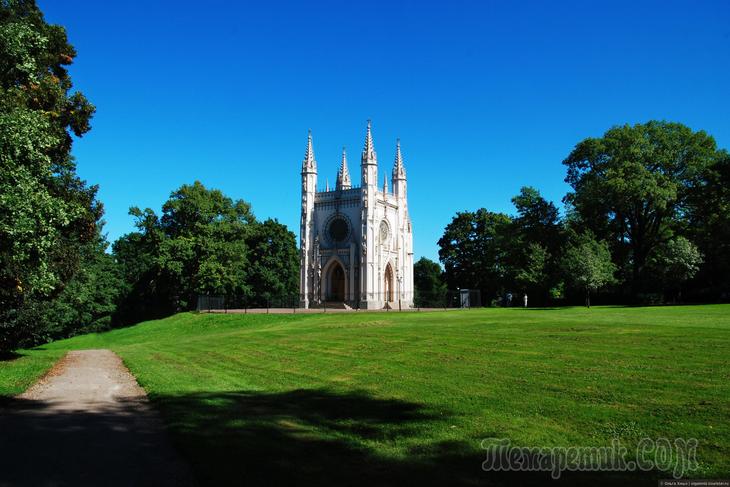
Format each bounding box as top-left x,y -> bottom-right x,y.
327,261 -> 346,302
384,263 -> 394,303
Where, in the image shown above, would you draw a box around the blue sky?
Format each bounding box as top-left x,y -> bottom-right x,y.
39,0 -> 730,261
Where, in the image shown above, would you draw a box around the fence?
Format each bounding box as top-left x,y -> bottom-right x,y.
196,289 -> 482,313
415,289 -> 482,309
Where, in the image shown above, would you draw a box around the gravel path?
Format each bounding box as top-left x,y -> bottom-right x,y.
0,350 -> 194,487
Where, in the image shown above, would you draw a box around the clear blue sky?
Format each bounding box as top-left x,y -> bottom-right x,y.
39,0 -> 730,261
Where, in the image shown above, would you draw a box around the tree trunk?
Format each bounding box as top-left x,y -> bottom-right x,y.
585,287 -> 591,308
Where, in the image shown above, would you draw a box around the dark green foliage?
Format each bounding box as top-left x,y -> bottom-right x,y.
437,189 -> 565,306
438,122 -> 729,306
40,235 -> 124,338
114,181 -> 299,321
438,209 -> 511,303
246,219 -> 299,307
504,187 -> 564,304
563,121 -> 721,297
0,0 -> 101,352
685,152 -> 730,300
413,257 -> 446,307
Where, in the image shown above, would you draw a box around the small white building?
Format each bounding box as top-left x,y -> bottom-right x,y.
299,121 -> 414,309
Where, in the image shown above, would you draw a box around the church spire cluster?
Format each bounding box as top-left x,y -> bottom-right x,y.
304,121 -> 407,193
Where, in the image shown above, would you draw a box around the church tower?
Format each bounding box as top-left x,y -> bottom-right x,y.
299,130 -> 318,308
299,121 -> 414,309
359,120 -> 378,307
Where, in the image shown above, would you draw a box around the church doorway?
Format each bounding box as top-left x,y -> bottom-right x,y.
384,263 -> 394,302
327,262 -> 346,301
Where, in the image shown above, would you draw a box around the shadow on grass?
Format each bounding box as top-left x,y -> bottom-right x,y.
0,350 -> 22,362
0,396 -> 193,486
151,388 -> 661,487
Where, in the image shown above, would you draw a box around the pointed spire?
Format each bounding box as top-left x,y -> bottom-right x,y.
361,119 -> 377,164
392,138 -> 406,180
325,178 -> 330,192
383,174 -> 389,194
302,129 -> 317,172
336,146 -> 352,190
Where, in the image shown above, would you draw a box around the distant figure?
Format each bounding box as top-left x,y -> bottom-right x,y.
523,293 -> 528,308
506,292 -> 513,307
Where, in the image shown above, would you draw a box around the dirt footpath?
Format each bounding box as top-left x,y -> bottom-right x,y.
0,350 -> 194,487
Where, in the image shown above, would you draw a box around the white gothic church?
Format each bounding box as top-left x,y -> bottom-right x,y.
299,121 -> 414,309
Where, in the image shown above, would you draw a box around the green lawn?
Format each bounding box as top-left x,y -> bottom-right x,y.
2,306 -> 729,485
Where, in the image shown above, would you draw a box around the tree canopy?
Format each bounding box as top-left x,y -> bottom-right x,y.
1,0 -> 100,352
437,188 -> 566,306
114,181 -> 298,322
563,121 -> 721,296
438,209 -> 511,302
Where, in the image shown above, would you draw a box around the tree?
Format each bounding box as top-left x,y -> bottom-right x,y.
512,242 -> 548,295
0,0 -> 99,352
505,187 -> 564,304
438,209 -> 511,303
648,236 -> 702,302
123,181 -> 255,314
563,121 -> 721,297
561,233 -> 616,307
510,187 -> 562,248
114,181 -> 300,320
42,234 -> 123,338
246,219 -> 299,307
413,257 -> 447,307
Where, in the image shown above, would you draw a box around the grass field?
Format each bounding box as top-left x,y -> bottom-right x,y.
2,306 -> 729,485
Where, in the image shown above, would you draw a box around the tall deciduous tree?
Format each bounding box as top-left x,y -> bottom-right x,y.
126,181 -> 254,313
563,121 -> 720,297
438,209 -> 511,303
113,181 -> 300,320
506,187 -> 564,303
0,0 -> 99,352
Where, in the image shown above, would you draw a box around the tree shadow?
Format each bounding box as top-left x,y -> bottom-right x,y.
0,396 -> 193,487
150,388 -> 661,487
0,350 -> 22,361
0,388 -> 666,486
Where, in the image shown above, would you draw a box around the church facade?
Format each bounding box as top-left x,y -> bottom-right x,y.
299,121 -> 414,309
